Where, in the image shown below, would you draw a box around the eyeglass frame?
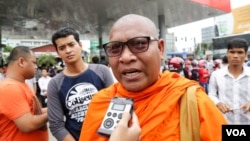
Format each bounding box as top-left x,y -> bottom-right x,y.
102,36 -> 159,57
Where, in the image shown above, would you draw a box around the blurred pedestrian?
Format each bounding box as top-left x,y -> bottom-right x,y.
198,60 -> 210,93
25,77 -> 37,94
190,59 -> 199,82
161,59 -> 169,72
221,56 -> 228,68
91,56 -> 100,64
0,66 -> 4,81
168,56 -> 184,76
183,60 -> 192,79
38,69 -> 51,107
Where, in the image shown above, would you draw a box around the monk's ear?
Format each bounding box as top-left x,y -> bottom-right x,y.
157,39 -> 165,60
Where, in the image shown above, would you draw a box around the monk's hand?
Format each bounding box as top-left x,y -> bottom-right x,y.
216,102 -> 231,113
109,112 -> 141,141
240,101 -> 250,113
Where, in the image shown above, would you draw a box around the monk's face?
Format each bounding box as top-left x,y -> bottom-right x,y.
107,15 -> 164,92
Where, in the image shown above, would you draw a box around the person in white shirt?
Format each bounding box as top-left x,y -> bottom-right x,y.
0,67 -> 4,81
38,69 -> 52,107
107,64 -> 117,83
206,54 -> 214,74
221,56 -> 228,68
208,38 -> 250,124
25,77 -> 37,93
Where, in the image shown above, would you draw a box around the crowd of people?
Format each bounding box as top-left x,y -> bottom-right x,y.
0,13 -> 250,141
162,37 -> 250,125
163,53 -> 249,94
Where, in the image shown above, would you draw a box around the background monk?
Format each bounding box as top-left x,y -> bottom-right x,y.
79,14 -> 226,141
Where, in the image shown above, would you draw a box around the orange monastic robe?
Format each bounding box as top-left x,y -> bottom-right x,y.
79,71 -> 226,141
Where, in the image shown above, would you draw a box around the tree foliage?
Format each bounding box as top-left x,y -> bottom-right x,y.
194,42 -> 212,57
4,45 -> 13,52
37,54 -> 56,67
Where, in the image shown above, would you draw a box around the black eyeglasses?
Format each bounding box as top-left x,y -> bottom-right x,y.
103,36 -> 158,57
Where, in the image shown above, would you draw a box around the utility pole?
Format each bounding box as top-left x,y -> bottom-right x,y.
157,0 -> 167,64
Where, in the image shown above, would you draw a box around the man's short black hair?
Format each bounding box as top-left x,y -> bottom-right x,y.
92,56 -> 99,64
51,27 -> 80,51
227,38 -> 249,52
222,56 -> 228,64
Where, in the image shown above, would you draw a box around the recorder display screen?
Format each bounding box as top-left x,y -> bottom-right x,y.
112,103 -> 125,111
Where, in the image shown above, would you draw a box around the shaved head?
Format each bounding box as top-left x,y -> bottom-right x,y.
7,46 -> 33,64
106,14 -> 165,91
110,14 -> 159,39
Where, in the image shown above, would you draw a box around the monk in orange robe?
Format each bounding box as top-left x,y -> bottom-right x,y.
79,14 -> 226,141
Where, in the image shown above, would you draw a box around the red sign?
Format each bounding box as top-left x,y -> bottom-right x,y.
190,0 -> 231,12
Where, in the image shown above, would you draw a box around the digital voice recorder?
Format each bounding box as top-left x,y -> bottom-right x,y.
97,97 -> 134,137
